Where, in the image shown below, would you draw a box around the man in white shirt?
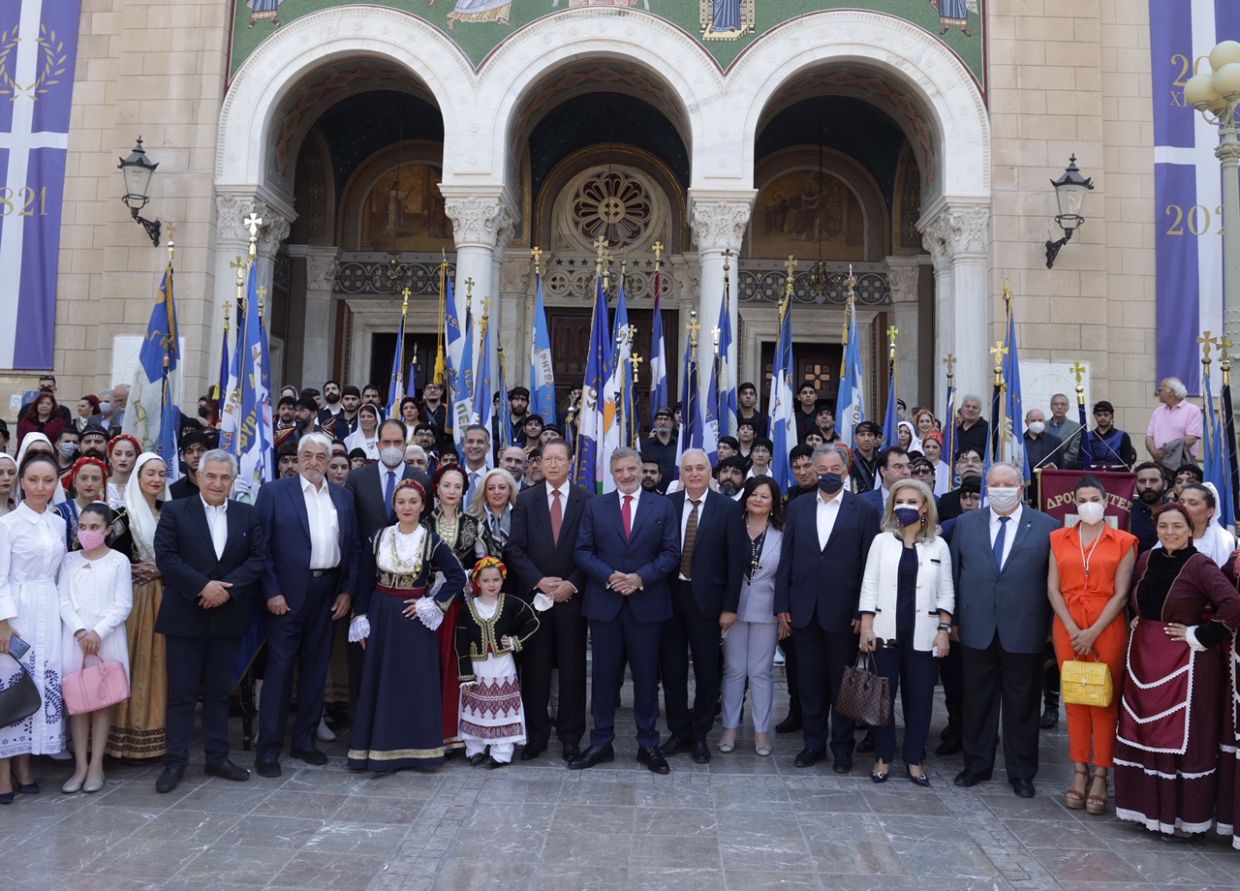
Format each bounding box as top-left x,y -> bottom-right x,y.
253,433 -> 362,777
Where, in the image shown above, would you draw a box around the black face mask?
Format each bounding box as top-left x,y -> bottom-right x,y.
197,405 -> 210,419
817,472 -> 844,494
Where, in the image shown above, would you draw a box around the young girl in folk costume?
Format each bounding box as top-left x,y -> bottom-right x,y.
58,503 -> 132,793
456,557 -> 540,767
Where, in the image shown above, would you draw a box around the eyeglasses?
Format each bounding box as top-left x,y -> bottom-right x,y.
912,467 -> 934,477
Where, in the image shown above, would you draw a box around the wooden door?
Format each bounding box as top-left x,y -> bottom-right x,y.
759,341 -> 843,411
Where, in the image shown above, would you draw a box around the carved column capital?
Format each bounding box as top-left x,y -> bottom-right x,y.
687,190 -> 756,253
303,247 -> 341,292
439,186 -> 519,251
214,191 -> 295,256
884,256 -> 922,306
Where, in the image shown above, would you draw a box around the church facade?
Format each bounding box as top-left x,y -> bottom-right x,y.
21,0 -> 1158,433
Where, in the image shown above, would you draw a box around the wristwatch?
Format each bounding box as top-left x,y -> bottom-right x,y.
936,623 -> 952,633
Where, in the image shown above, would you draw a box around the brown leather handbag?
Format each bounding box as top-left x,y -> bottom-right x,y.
835,652 -> 892,727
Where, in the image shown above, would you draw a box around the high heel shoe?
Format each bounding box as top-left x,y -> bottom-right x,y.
1086,771 -> 1108,815
871,761 -> 889,784
906,765 -> 930,788
1065,765 -> 1089,810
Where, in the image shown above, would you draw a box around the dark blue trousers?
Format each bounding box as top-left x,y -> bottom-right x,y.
794,624 -> 858,757
589,603 -> 663,750
165,635 -> 240,770
872,638 -> 938,765
257,572 -> 338,763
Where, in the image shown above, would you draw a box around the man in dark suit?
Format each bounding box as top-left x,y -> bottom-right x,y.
153,450 -> 268,793
168,430 -> 210,500
346,419 -> 428,540
775,443 -> 880,773
859,446 -> 911,516
504,439 -> 592,762
571,447 -> 680,773
949,461 -> 1058,798
253,432 -> 361,776
660,449 -> 747,764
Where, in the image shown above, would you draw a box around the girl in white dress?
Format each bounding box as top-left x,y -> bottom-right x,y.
0,454 -> 16,516
0,453 -> 69,802
58,502 -> 132,793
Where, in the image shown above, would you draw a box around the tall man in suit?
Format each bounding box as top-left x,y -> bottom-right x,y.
253,433 -> 362,776
775,443 -> 881,772
949,461 -> 1058,798
660,449 -> 747,763
347,420 -> 428,540
572,447 -> 680,773
154,450 -> 268,793
504,439 -> 592,762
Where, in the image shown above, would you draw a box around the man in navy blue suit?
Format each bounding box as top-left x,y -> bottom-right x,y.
572,447 -> 680,774
859,446 -> 911,516
775,443 -> 881,772
253,432 -> 361,777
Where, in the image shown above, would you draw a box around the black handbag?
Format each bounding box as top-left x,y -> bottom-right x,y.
834,652 -> 891,727
0,654 -> 42,729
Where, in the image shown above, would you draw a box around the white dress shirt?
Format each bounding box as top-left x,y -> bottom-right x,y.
301,474 -> 341,570
200,496 -> 228,560
816,492 -> 843,550
988,504 -> 1023,571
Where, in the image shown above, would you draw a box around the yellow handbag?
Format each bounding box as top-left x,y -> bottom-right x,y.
1061,656 -> 1113,708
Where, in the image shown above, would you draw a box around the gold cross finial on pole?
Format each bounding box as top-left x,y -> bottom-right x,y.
1199,331 -> 1217,366
629,352 -> 643,375
593,235 -> 607,278
846,263 -> 857,296
167,222 -> 175,263
944,353 -> 957,381
401,287 -> 411,314
463,278 -> 475,309
531,245 -> 543,276
652,241 -> 663,265
785,255 -> 797,279
256,286 -> 267,317
229,254 -> 247,286
1070,360 -> 1087,384
480,297 -> 490,320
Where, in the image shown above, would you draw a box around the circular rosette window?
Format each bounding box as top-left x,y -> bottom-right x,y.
558,167 -> 667,253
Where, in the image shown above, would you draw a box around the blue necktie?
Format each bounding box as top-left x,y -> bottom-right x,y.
384,469 -> 396,509
993,515 -> 1010,572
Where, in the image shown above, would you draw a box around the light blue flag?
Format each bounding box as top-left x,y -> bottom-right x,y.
530,272 -> 556,424
574,276 -> 612,491
835,304 -> 865,446
768,301 -> 795,490
497,347 -> 512,449
717,284 -> 736,437
602,278 -> 631,471
1204,372 -> 1236,528
125,264 -> 181,460
882,361 -> 899,450
1002,312 -> 1027,481
154,267 -> 180,479
649,267 -> 669,422
704,348 -> 721,465
236,259 -> 272,501
452,297 -> 475,451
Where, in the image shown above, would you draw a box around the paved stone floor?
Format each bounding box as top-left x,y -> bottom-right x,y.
3,681 -> 1240,890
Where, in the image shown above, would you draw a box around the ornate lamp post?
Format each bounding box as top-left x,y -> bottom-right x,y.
1044,155 -> 1094,269
117,137 -> 161,246
1184,40 -> 1240,353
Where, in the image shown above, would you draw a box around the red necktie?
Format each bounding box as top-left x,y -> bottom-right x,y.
550,489 -> 563,544
622,494 -> 633,541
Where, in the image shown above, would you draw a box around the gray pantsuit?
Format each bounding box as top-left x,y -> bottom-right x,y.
721,528 -> 783,734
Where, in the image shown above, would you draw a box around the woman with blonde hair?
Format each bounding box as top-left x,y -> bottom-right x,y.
466,467 -> 519,556
858,478 -> 954,786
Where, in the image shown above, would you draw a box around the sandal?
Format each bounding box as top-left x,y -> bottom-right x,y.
1065,765 -> 1089,810
1086,771 -> 1108,815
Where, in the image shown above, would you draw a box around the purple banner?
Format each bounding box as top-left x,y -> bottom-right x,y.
1154,162 -> 1200,390
0,0 -> 81,370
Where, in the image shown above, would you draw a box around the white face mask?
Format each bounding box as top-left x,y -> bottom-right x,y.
1076,501 -> 1105,525
987,486 -> 1022,512
379,446 -> 405,469
1027,421 -> 1045,435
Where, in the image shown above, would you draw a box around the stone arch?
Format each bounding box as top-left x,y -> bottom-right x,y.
720,9 -> 990,201
472,9 -> 722,189
216,7 -> 475,194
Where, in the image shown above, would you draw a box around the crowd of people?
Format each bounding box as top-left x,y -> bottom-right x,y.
3,370 -> 1240,847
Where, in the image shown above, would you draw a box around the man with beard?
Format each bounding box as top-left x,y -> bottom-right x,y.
640,457 -> 662,494
1081,400 -> 1137,469
641,407 -> 678,492
716,457 -> 747,501
170,430 -> 211,500
850,421 -> 881,492
1129,461 -> 1168,552
361,384 -> 382,407
786,444 -> 817,501
276,442 -> 299,479
79,424 -> 109,461
522,448 -> 544,490
814,406 -> 840,444
421,381 -> 449,450
322,386 -> 361,441
317,380 -> 344,423
293,396 -> 322,437
274,396 -> 298,452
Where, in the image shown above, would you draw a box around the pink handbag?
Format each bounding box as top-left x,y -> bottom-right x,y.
61,657 -> 130,715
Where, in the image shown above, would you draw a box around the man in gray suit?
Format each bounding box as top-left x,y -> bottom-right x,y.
949,462 -> 1058,798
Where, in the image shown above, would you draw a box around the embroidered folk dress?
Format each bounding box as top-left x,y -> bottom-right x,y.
347,525 -> 466,772
426,509 -> 484,750
1113,546 -> 1240,835
0,502 -> 68,757
455,593 -> 539,756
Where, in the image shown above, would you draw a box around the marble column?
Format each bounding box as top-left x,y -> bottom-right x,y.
885,255 -> 922,409
440,185 -> 518,406
209,191 -> 294,393
687,189 -> 756,430
286,244 -> 339,389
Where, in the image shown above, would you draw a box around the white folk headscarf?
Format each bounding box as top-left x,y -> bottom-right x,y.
14,432 -> 66,504
125,452 -> 172,561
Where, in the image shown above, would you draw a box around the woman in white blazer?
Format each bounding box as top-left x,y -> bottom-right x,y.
858,478 -> 954,786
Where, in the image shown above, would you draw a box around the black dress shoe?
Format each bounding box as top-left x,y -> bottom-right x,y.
567,744 -> 615,770
935,734 -> 962,757
155,767 -> 184,794
468,752 -> 488,767
519,744 -> 545,761
205,760 -> 251,782
254,760 -> 282,778
290,747 -> 329,766
560,742 -> 580,763
953,769 -> 992,788
690,739 -> 711,764
855,730 -> 875,753
775,714 -> 802,734
832,755 -> 853,775
657,735 -> 693,758
637,746 -> 671,775
1010,778 -> 1036,798
486,757 -> 507,769
1040,706 -> 1059,729
793,748 -> 825,769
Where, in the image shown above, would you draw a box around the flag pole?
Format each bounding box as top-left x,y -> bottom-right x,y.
629,349 -> 643,449
841,263 -> 853,384
434,251 -> 447,386
1221,337 -> 1240,532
